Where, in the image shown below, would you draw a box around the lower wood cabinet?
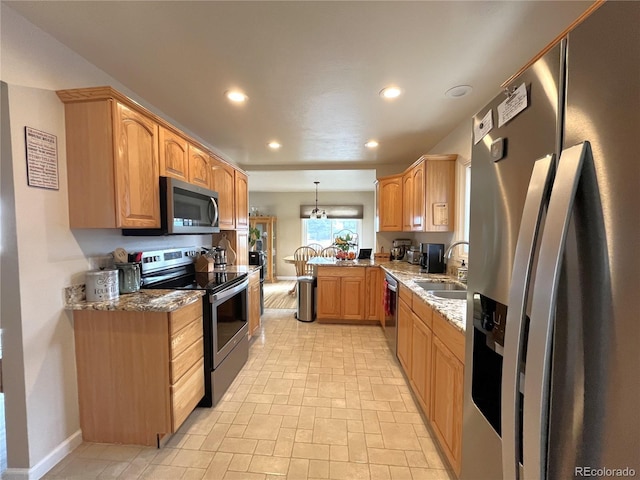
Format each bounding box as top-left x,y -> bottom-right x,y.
431,335 -> 464,475
317,266 -> 382,323
248,270 -> 261,337
73,300 -> 204,446
396,290 -> 464,476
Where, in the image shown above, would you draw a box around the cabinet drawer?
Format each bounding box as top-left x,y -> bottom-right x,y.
170,337 -> 204,384
412,294 -> 433,329
432,311 -> 465,363
317,267 -> 365,278
171,357 -> 204,432
170,318 -> 202,359
399,284 -> 413,307
169,301 -> 202,336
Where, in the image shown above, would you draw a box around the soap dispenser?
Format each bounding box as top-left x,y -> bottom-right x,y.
457,260 -> 468,283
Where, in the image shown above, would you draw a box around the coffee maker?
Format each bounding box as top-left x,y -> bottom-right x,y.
419,243 -> 446,273
390,239 -> 412,261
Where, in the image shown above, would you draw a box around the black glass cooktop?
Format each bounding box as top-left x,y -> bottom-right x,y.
141,267 -> 247,294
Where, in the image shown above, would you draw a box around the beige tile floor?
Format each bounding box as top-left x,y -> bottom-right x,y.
45,309 -> 455,480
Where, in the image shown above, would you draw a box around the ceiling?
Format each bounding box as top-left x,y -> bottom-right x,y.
6,1 -> 592,192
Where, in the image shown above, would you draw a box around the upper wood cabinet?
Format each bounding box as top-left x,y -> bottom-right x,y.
58,86 -> 250,231
424,157 -> 457,232
377,154 -> 457,233
210,158 -> 236,229
402,170 -> 413,231
234,171 -> 249,230
188,144 -> 210,188
58,89 -> 161,229
159,126 -> 189,181
376,174 -> 403,232
410,160 -> 426,231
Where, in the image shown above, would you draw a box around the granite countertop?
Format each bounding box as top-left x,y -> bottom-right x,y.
65,289 -> 205,313
65,264 -> 260,313
379,262 -> 467,333
307,257 -> 381,267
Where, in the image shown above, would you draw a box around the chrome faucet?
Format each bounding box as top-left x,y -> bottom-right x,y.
444,241 -> 469,264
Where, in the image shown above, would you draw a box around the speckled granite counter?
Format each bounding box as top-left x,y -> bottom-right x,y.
65,289 -> 205,312
307,257 -> 379,267
379,261 -> 467,332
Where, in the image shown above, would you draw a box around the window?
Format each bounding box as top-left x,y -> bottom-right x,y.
301,219 -> 362,249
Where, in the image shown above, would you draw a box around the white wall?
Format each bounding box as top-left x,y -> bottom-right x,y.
0,4 -> 216,477
248,191 -> 375,278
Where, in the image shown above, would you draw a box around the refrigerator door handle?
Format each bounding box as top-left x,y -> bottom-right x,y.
502,154 -> 555,480
523,142 -> 589,480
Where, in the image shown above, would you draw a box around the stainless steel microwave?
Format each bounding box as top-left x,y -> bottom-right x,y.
123,177 -> 220,236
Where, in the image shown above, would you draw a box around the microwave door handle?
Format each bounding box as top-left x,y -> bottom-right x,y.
209,197 -> 219,227
523,143 -> 588,480
501,154 -> 555,480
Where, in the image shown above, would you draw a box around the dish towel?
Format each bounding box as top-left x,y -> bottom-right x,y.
383,279 -> 392,316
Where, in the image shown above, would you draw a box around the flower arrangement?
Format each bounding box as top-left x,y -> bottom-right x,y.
334,233 -> 357,260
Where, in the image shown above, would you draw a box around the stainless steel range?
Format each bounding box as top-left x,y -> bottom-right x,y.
137,247 -> 249,407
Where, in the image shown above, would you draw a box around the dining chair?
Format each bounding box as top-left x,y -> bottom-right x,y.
293,246 -> 317,277
306,243 -> 322,253
320,246 -> 339,258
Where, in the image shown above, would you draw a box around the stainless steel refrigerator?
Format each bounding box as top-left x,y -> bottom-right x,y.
462,3 -> 639,479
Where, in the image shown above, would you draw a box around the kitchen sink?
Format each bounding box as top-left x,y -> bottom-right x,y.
415,281 -> 466,291
428,290 -> 467,300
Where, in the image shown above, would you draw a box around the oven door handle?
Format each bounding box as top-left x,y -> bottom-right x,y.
209,278 -> 249,304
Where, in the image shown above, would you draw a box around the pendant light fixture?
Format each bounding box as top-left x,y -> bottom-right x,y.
310,181 -> 327,219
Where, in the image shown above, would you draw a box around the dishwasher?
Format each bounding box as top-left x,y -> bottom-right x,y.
383,272 -> 398,355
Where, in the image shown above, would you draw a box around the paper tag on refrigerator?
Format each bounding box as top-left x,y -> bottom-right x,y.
498,83 -> 528,127
473,109 -> 493,145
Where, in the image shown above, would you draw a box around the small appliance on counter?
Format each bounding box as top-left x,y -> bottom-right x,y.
420,243 -> 446,273
406,246 -> 422,265
390,239 -> 412,261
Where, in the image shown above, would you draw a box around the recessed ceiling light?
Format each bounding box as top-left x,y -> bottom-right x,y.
365,140 -> 379,148
445,85 -> 473,99
267,141 -> 281,150
225,90 -> 248,103
379,86 -> 402,99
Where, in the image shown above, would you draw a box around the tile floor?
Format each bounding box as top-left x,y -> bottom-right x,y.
44,309 -> 454,479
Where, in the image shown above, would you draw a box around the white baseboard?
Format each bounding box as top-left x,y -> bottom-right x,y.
3,430 -> 82,480
276,276 -> 297,281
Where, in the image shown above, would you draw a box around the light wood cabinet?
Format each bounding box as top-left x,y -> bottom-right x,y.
402,170 -> 413,231
73,301 -> 204,446
364,267 -> 383,323
210,158 -> 236,230
58,92 -> 161,229
376,174 -> 403,232
248,270 -> 261,338
234,230 -> 249,266
411,160 -> 426,231
235,171 -> 249,230
424,157 -> 457,232
316,267 -> 367,322
58,86 -> 250,232
376,154 -> 457,233
397,295 -> 413,375
188,143 -> 210,188
249,216 -> 277,282
431,335 -> 464,475
394,290 -> 464,476
411,309 -> 433,418
317,275 -> 341,319
159,126 -> 189,181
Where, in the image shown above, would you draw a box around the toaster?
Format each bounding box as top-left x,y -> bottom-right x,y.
406,249 -> 422,265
